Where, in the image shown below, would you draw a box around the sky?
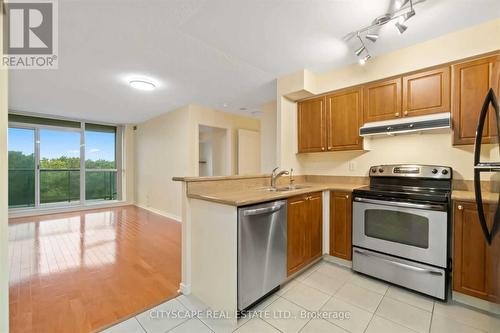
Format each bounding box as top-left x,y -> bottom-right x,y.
8,127 -> 115,161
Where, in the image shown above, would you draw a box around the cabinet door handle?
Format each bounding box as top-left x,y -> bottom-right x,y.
321,147 -> 325,151
457,205 -> 463,210
345,195 -> 349,199
328,146 -> 333,150
404,111 -> 408,116
395,112 -> 400,116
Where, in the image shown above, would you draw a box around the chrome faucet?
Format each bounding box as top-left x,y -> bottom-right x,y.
271,167 -> 289,191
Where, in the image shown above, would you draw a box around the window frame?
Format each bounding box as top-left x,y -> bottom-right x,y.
8,114 -> 123,212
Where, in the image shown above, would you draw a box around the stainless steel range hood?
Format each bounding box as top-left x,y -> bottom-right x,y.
359,112 -> 451,137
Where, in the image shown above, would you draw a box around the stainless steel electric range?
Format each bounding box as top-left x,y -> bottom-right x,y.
352,164 -> 452,300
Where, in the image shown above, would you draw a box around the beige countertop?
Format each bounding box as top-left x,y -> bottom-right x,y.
187,182 -> 364,206
187,186 -> 499,206
451,190 -> 499,204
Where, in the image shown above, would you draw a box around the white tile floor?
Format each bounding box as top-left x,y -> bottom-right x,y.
102,260 -> 500,333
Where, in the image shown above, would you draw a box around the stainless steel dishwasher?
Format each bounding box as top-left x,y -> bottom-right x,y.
238,200 -> 287,310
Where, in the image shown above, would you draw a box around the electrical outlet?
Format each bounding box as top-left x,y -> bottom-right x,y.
348,161 -> 356,171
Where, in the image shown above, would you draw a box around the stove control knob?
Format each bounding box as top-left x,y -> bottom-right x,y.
378,168 -> 384,173
371,168 -> 377,173
442,169 -> 449,175
431,168 -> 438,174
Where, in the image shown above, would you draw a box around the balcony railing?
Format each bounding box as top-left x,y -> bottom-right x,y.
85,170 -> 117,201
8,169 -> 117,208
40,169 -> 80,204
8,169 -> 35,208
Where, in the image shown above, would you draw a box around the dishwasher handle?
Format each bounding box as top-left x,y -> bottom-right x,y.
243,202 -> 286,216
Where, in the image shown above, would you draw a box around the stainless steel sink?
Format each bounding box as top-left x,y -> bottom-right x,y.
260,185 -> 311,192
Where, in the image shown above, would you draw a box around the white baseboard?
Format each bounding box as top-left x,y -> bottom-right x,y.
9,201 -> 132,218
179,283 -> 191,295
134,204 -> 182,222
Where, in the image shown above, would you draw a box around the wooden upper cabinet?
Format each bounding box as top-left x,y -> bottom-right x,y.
326,88 -> 363,151
329,192 -> 352,260
453,201 -> 498,303
489,56 -> 500,144
297,96 -> 326,153
402,67 -> 450,117
452,55 -> 500,145
363,77 -> 402,122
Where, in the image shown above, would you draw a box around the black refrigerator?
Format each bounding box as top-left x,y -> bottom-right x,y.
473,88 -> 500,245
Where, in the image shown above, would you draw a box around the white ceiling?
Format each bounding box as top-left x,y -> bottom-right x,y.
8,0 -> 500,124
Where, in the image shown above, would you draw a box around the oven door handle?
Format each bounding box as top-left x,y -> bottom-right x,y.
354,249 -> 443,276
353,197 -> 446,211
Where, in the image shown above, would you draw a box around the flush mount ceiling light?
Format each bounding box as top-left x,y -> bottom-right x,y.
344,0 -> 424,64
129,80 -> 156,91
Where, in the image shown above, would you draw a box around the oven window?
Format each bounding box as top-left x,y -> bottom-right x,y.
364,209 -> 429,248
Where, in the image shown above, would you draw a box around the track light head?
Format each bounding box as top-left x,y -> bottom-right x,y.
359,54 -> 371,65
365,34 -> 379,42
355,45 -> 366,56
395,21 -> 408,34
403,9 -> 415,21
395,0 -> 409,10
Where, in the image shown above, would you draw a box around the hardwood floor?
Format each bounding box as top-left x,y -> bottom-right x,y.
8,205 -> 181,333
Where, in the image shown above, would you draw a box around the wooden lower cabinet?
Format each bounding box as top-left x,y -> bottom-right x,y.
287,192 -> 323,276
453,201 -> 499,303
329,191 -> 352,260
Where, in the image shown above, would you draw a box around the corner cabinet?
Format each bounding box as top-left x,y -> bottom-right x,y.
326,88 -> 364,151
297,96 -> 326,153
287,192 -> 323,276
329,192 -> 352,260
452,55 -> 500,145
297,89 -> 363,153
453,201 -> 499,303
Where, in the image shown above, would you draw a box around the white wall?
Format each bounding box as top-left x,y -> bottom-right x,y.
123,125 -> 135,203
135,106 -> 190,220
135,104 -> 260,219
210,128 -> 228,176
259,101 -> 277,173
277,19 -> 500,180
188,104 -> 260,176
237,129 -> 261,174
0,2 -> 9,329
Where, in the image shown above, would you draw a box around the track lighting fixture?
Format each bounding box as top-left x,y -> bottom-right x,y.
355,45 -> 366,56
359,54 -> 371,65
395,0 -> 409,10
395,21 -> 408,34
344,0 -> 423,64
365,34 -> 379,42
403,9 -> 416,21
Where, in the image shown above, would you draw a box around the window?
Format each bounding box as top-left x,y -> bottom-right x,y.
8,127 -> 36,208
8,114 -> 122,209
85,124 -> 117,201
39,128 -> 81,204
